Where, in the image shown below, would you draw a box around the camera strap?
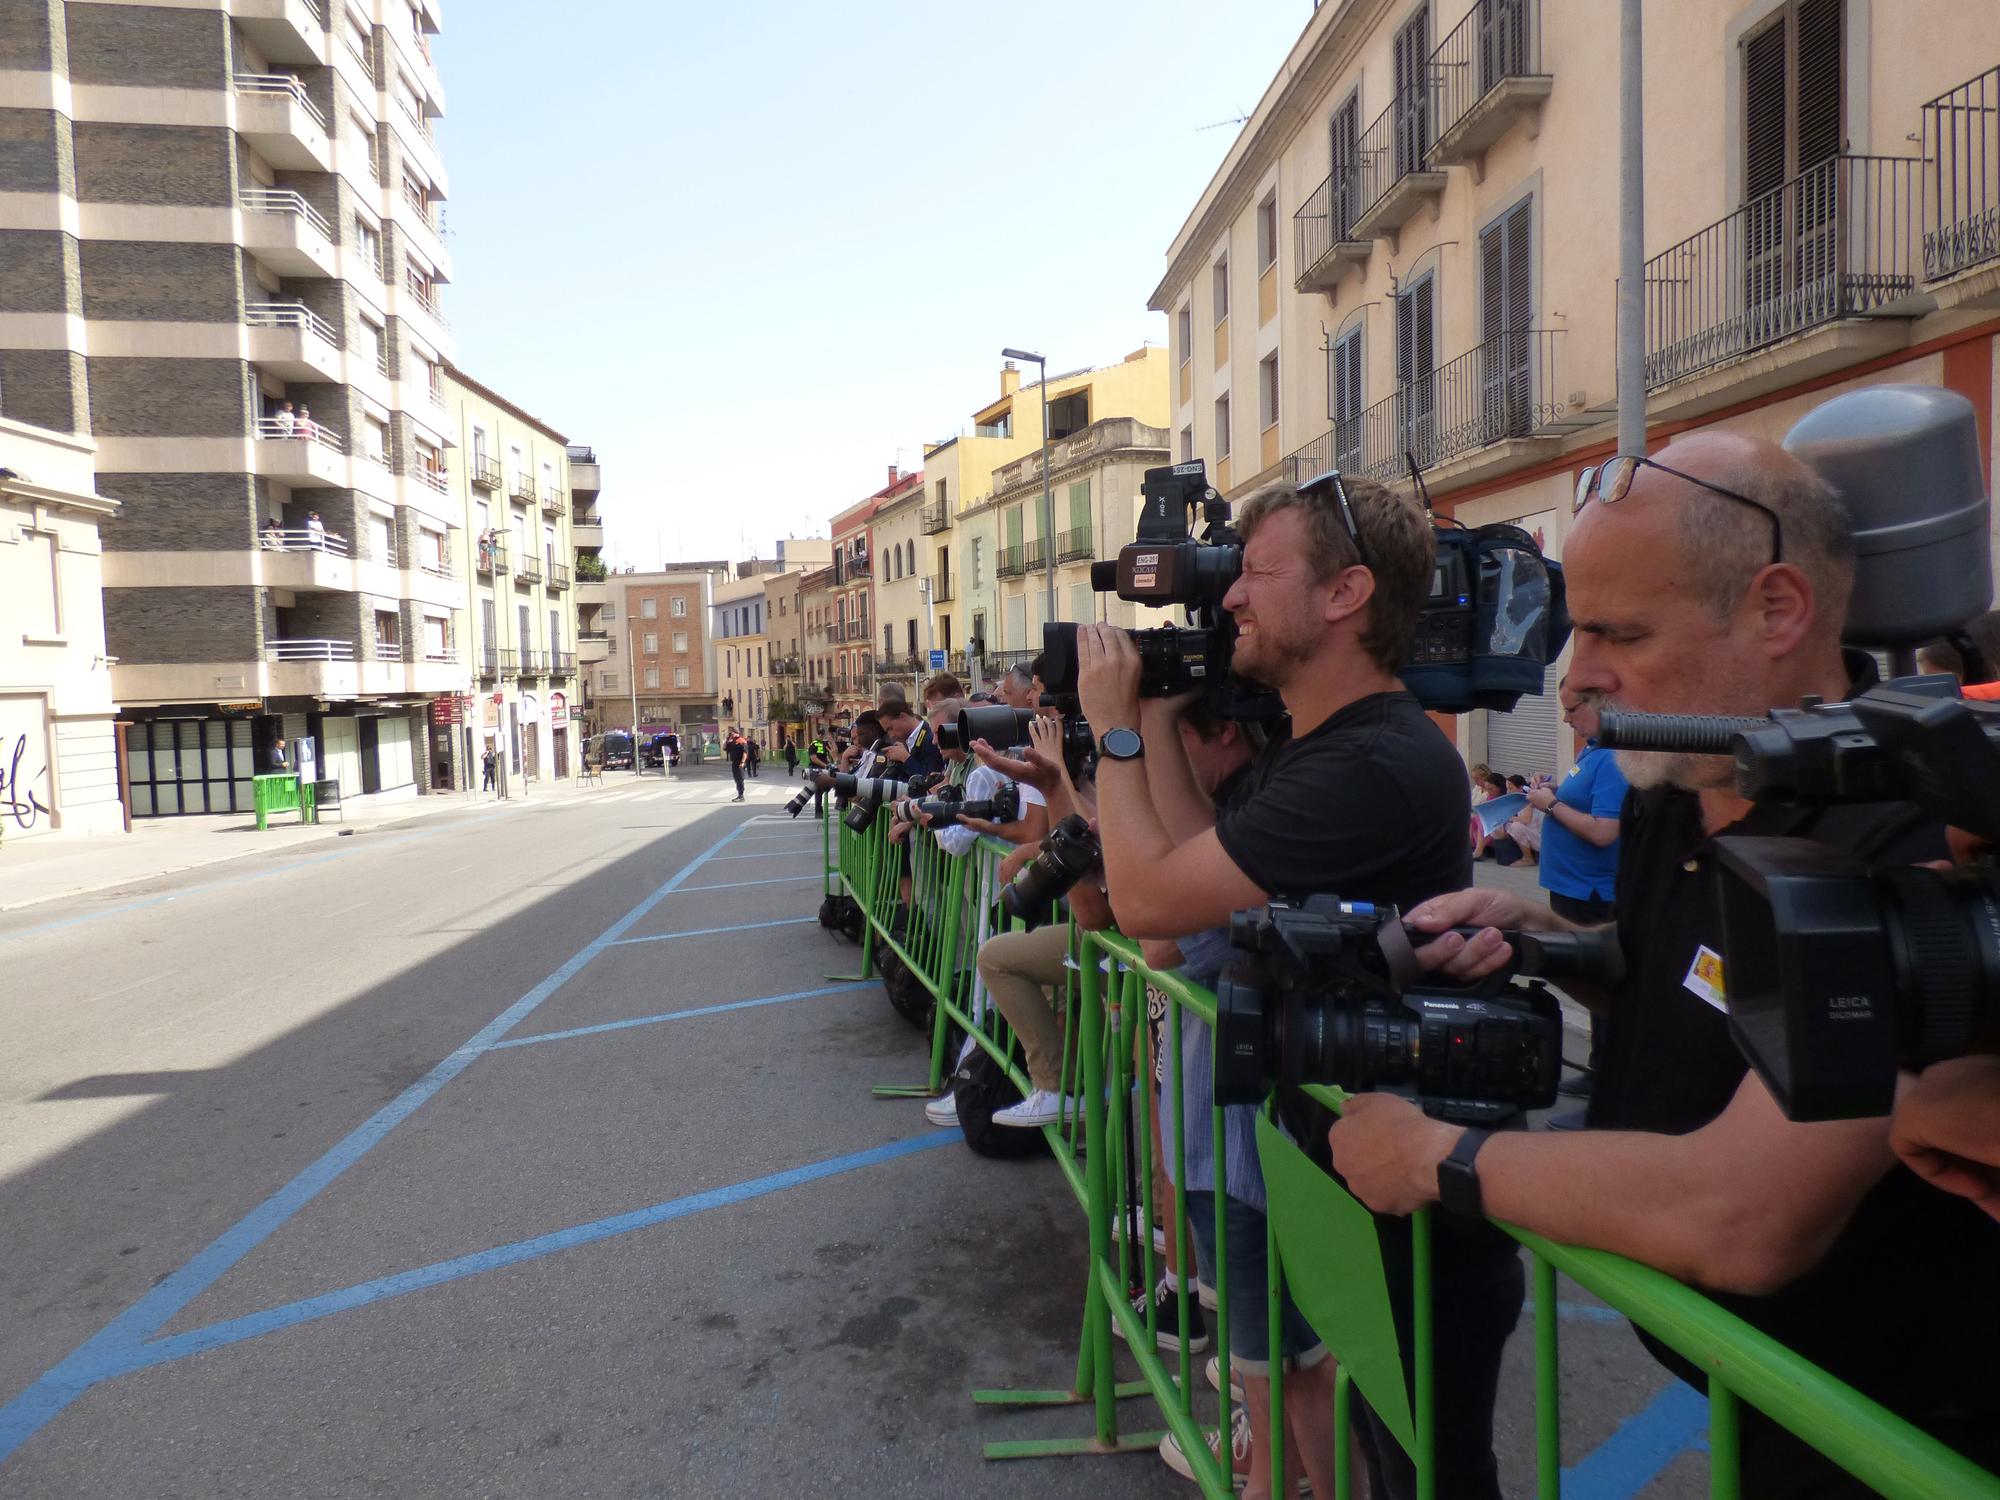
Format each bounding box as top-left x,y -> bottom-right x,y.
1376,913 -> 1422,992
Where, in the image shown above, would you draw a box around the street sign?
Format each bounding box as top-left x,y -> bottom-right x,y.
929,649 -> 946,670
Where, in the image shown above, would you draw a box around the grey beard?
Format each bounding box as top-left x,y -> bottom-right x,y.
1615,747 -> 1735,792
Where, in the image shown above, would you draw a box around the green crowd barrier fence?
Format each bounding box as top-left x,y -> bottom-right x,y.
819,809 -> 1999,1500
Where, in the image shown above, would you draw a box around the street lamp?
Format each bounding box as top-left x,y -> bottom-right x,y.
1001,346 -> 1057,629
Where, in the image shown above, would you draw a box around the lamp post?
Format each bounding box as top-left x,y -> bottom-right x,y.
1001,346 -> 1056,627
627,618 -> 641,777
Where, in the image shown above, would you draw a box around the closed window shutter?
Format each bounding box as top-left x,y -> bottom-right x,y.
1334,328 -> 1363,471
1480,219 -> 1507,340
1393,10 -> 1431,173
1331,96 -> 1359,238
1795,0 -> 1843,172
1744,20 -> 1789,198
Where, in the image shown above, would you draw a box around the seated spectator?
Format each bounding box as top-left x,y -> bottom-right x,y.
1500,773 -> 1544,865
260,518 -> 284,550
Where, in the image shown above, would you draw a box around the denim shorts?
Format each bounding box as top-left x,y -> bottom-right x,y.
1184,1190 -> 1327,1375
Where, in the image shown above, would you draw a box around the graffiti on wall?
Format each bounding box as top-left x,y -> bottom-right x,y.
0,733 -> 51,831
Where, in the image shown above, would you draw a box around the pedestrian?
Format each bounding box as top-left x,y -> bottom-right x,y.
747,737 -> 761,778
725,729 -> 748,801
270,734 -> 290,772
481,746 -> 496,792
782,735 -> 798,777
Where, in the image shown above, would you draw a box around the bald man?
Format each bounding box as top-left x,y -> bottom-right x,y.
1327,432 -> 2000,1496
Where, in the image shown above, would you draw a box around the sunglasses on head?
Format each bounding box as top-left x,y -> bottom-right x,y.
1574,455 -> 1783,568
1298,469 -> 1371,569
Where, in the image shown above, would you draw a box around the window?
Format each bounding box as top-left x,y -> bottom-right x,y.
1395,271 -> 1437,461
1257,192 -> 1278,271
1214,393 -> 1231,458
1479,195 -> 1536,438
364,415 -> 388,464
641,596 -> 657,619
602,599 -> 615,621
1177,306 -> 1192,363
1259,353 -> 1279,430
1743,0 -> 1843,324
1392,8 -> 1432,175
1067,479 -> 1091,532
354,216 -> 383,280
602,672 -> 619,690
670,596 -> 687,618
471,425 -> 488,468
644,666 -> 659,690
884,623 -> 895,655
1179,425 -> 1194,462
673,666 -> 689,689
374,609 -> 400,655
1332,321 -> 1364,472
1212,256 -> 1229,323
1331,93 -> 1360,239
673,631 -> 688,653
361,315 -> 386,374
643,632 -> 657,654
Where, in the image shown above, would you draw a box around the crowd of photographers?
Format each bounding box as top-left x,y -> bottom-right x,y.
794,432 -> 2000,1499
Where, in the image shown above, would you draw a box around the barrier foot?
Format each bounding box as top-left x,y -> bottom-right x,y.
824,972 -> 871,981
970,1379 -> 1151,1407
869,1083 -> 937,1099
982,1432 -> 1163,1460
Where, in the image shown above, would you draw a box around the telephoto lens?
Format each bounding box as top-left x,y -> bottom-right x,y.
958,704 -> 1035,749
936,721 -> 963,751
917,781 -> 1018,827
999,814 -> 1102,928
785,784 -> 815,818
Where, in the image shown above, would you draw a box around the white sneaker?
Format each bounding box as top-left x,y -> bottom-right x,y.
1205,1355 -> 1246,1401
923,1091 -> 958,1127
992,1089 -> 1074,1128
1159,1406 -> 1250,1489
1197,1278 -> 1219,1311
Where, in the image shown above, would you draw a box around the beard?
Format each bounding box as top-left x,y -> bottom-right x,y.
1233,612 -> 1316,687
1599,694 -> 1737,792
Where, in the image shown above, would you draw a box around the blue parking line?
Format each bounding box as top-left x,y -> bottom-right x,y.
0,817 -> 754,1465
489,980 -> 878,1050
607,916 -> 817,948
706,850 -> 818,861
102,1133 -> 958,1381
1563,1380 -> 1709,1498
674,874 -> 821,893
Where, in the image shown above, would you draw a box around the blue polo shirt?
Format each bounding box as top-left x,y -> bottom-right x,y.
1538,740 -> 1629,903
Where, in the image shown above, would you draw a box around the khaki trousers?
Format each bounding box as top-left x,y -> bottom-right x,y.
976,924 -> 1073,1092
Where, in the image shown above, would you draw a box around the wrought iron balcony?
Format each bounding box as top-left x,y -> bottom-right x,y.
1644,155 -> 1920,390
477,646 -> 512,678
1055,528 -> 1092,563
470,455 -> 501,490
548,560 -> 571,591
1923,65 -> 2000,283
1426,0 -> 1550,167
550,650 -> 575,676
995,544 -> 1027,579
510,473 -> 537,504
540,484 -> 565,517
475,540 -> 505,578
515,552 -> 543,585
516,649 -> 545,677
920,500 -> 950,534
1345,80 -> 1448,240
1024,537 -> 1047,571
1294,170 -> 1372,292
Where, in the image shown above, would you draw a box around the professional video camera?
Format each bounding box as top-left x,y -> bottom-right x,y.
957,704 -> 1095,777
999,813 -> 1102,928
1214,895 -> 1623,1124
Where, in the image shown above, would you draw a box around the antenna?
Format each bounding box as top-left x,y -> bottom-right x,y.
1196,111 -> 1250,133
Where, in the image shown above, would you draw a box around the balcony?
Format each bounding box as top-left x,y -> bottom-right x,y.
470,455 -> 501,490
995,544 -> 1027,579
233,72 -> 330,170
230,0 -> 327,65
540,484 -> 565,517
478,647 -> 515,678
550,650 -> 575,677
372,632 -> 405,664
1644,155 -> 1922,400
413,457 -> 449,494
1346,82 -> 1449,243
920,500 -> 949,534
572,514 -> 604,550
1055,528 -> 1092,563
257,528 -> 356,592
510,473 -> 537,505
1923,66 -> 2000,297
516,649 -> 544,678
929,571 -> 954,603
240,188 -> 336,277
1294,169 -> 1373,293
245,301 -> 341,380
474,538 -> 506,579
401,271 -> 449,333
515,552 -> 543,586
269,637 -> 354,663
1024,536 -> 1047,571
1425,0 -> 1551,168
1294,329 -> 1568,488
548,560 -> 571,591
253,414 -> 345,486
421,642 -> 457,666
418,539 -> 454,580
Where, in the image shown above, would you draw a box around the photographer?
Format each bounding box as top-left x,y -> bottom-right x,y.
1328,432 -> 2000,1495
872,692 -> 944,782
1073,475 -> 1484,1500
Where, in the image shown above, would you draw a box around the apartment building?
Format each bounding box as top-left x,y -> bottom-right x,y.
595,564 -> 728,736
871,474 -> 931,700
1154,0 -> 2000,776
1,0 -> 456,813
921,349 -> 1170,667
443,363 -> 578,785
762,562 -> 813,750
797,561 -> 836,729
1,417 -> 123,836
711,568 -> 769,747
568,444 -> 607,729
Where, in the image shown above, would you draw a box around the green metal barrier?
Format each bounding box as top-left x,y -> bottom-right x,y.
821,812 -> 2000,1499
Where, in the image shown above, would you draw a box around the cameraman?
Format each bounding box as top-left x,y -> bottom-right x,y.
1329,432 -> 2000,1494
873,691 -> 944,782
1074,475 -> 1484,1500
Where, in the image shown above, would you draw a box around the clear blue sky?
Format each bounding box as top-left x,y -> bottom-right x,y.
435,1 -> 1308,567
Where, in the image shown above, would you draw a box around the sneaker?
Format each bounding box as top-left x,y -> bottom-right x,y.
1112,1276 -> 1209,1353
1557,1072 -> 1595,1098
1110,1218 -> 1169,1257
1196,1278 -> 1219,1311
1205,1355 -> 1246,1401
992,1089 -> 1074,1129
1160,1407 -> 1250,1489
923,1091 -> 958,1127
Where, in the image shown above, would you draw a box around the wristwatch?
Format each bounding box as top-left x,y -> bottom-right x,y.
1097,727 -> 1144,762
1436,1128 -> 1492,1218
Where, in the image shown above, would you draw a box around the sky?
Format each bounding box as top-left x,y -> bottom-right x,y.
434,1 -> 1309,569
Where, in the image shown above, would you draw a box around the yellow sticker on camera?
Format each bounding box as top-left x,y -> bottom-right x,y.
1684,945 -> 1728,1012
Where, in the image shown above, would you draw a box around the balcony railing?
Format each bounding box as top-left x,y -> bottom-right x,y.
1644,154 -> 1920,389
1055,528 -> 1092,563
1293,329 -> 1564,484
234,71 -> 328,131
920,500 -> 949,534
1923,65 -> 2000,282
548,560 -> 571,591
983,648 -> 1035,671
540,485 -> 566,516
421,643 -> 457,665
255,414 -> 344,450
413,458 -> 448,493
403,271 -> 447,326
518,649 -> 546,676
930,571 -> 954,603
510,473 -> 537,504
1293,169 -> 1371,292
478,647 -> 511,678
996,544 -> 1027,578
1344,77 -> 1447,238
1024,537 -> 1047,571
550,650 -> 575,676
1426,0 -> 1547,165
515,553 -> 543,585
242,188 -> 332,241
402,179 -> 436,228
470,455 -> 501,490
258,527 -> 349,556
246,301 -> 340,346
474,540 -> 506,577
268,637 -> 354,661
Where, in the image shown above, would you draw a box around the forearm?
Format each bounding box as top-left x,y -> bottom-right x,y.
1138,703 -> 1216,842
1067,880 -> 1115,932
1546,801 -> 1619,848
1095,757 -> 1179,904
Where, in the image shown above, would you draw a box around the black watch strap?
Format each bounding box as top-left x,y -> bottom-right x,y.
1436,1128 -> 1492,1219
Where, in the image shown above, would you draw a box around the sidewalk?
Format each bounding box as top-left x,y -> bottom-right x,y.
0,778 -> 604,914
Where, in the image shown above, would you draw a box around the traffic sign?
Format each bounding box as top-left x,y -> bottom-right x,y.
929,649 -> 946,670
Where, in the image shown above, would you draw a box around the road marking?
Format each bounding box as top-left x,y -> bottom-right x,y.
489,979 -> 876,1050
673,874 -> 820,893
1561,1380 -> 1709,1497
706,850 -> 816,861
606,916 -> 818,948
0,816 -> 756,1465
98,1134 -> 958,1382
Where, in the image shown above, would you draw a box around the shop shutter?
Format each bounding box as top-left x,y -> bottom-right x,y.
1482,667 -> 1562,781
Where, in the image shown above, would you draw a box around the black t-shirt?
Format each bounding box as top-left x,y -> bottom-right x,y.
1215,690 -> 1472,912
1596,783 -> 2000,1464
725,740 -> 746,767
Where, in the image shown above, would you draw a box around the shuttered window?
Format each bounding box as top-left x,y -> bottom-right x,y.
1479,197 -> 1535,441
1330,93 -> 1360,240
1332,324 -> 1363,473
1395,273 -> 1437,463
1743,0 -> 1842,196
1392,8 -> 1432,176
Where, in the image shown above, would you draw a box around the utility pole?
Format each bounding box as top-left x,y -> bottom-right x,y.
628,618 -> 640,777
1617,0 -> 1645,459
1002,347 -> 1057,627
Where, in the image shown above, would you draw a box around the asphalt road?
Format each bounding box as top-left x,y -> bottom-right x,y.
0,765 -> 1705,1498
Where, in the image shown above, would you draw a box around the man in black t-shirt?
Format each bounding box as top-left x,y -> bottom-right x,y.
1074,473 -> 1482,1500
1329,432 -> 2000,1496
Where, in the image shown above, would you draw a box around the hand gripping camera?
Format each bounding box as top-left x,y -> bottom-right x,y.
1214,895 -> 1623,1124
999,813 -> 1103,928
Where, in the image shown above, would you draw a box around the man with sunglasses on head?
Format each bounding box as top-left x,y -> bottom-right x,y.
1328,431 -> 2000,1496
1074,472 -> 1506,1500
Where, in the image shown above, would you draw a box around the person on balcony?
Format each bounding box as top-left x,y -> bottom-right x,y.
272,399 -> 296,438
295,405 -> 315,443
306,511 -> 327,548
261,518 -> 284,550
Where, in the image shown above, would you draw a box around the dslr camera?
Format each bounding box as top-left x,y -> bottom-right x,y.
1215,895 -> 1622,1124
957,704 -> 1096,779
1599,679 -> 2000,1120
1000,813 -> 1103,928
